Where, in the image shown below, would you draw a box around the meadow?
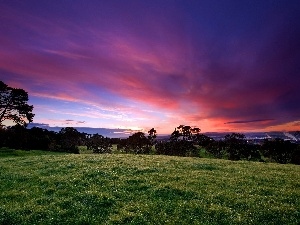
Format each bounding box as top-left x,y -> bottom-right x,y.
0,149 -> 299,224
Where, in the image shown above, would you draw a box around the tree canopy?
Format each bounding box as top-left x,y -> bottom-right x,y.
0,81 -> 34,127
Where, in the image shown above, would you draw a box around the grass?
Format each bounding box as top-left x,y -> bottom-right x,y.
0,148 -> 66,157
0,150 -> 299,224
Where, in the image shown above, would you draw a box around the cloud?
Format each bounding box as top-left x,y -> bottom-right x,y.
293,122 -> 300,127
1,1 -> 300,133
224,119 -> 275,124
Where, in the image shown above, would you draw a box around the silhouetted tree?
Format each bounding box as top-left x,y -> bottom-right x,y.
261,138 -> 297,164
194,134 -> 214,147
58,127 -> 83,153
0,126 -> 7,147
4,125 -> 29,150
27,127 -> 51,150
87,134 -> 112,153
159,125 -> 200,157
0,81 -> 34,127
155,140 -> 198,157
224,133 -> 248,160
170,129 -> 181,142
110,138 -> 121,145
119,132 -> 151,154
178,125 -> 192,140
148,128 -> 157,145
170,125 -> 201,142
206,140 -> 226,158
291,144 -> 300,165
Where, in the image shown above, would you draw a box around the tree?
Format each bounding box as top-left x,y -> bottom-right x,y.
170,125 -> 201,142
3,124 -> 29,150
223,133 -> 261,161
27,127 -> 56,150
224,133 -> 248,160
87,133 -> 112,154
206,140 -> 226,158
155,140 -> 198,157
118,132 -> 151,154
194,134 -> 214,147
58,127 -> 83,153
170,129 -> 181,142
148,128 -> 157,145
261,138 -> 297,164
0,81 -> 34,127
157,125 -> 200,157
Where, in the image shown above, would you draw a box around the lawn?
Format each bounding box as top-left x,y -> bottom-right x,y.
0,150 -> 299,224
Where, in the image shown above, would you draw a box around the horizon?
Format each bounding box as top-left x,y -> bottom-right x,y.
1,0 -> 300,133
25,123 -> 299,140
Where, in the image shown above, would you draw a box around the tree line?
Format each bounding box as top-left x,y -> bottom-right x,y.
1,80 -> 300,164
0,124 -> 299,165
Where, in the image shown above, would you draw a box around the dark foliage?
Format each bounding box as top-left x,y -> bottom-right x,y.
194,134 -> 214,147
206,140 -> 227,158
223,133 -> 249,160
241,143 -> 262,161
58,127 -> 85,153
156,140 -> 198,157
206,133 -> 261,161
291,145 -> 300,165
261,138 -> 298,164
156,125 -> 201,157
170,125 -> 201,142
1,120 -> 299,165
117,132 -> 151,154
26,127 -> 57,150
87,134 -> 112,153
148,128 -> 157,145
110,138 -> 121,145
1,125 -> 29,150
0,81 -> 34,127
223,133 -> 248,160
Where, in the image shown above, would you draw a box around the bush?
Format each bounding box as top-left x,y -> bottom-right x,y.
205,140 -> 227,158
291,144 -> 300,165
261,138 -> 297,164
155,140 -> 198,157
87,134 -> 112,154
117,132 -> 151,154
224,133 -> 248,160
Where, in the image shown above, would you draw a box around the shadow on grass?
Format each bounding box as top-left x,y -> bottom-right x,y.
0,148 -> 66,157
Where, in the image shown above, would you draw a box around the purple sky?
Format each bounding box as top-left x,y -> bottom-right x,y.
1,0 -> 300,134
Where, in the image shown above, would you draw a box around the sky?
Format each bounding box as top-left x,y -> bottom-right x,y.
1,0 -> 300,135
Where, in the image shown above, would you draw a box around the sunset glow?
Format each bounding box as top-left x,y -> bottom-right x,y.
1,0 -> 299,135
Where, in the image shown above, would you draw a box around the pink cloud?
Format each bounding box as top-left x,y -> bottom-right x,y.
1,1 -> 299,133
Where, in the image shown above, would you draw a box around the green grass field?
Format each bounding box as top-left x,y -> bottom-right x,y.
0,150 -> 299,224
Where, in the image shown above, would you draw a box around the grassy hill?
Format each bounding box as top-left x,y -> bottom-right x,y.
0,150 -> 299,224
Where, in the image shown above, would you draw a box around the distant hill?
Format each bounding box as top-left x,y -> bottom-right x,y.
27,123 -> 140,138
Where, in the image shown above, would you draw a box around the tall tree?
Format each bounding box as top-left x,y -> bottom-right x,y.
0,81 -> 34,127
224,133 -> 248,160
148,128 -> 157,145
87,133 -> 112,154
59,127 -> 83,153
170,125 -> 201,141
121,132 -> 151,154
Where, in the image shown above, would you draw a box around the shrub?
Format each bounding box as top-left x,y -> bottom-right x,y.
261,138 -> 297,164
87,134 -> 112,154
155,140 -> 198,157
117,132 -> 151,154
205,140 -> 227,158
